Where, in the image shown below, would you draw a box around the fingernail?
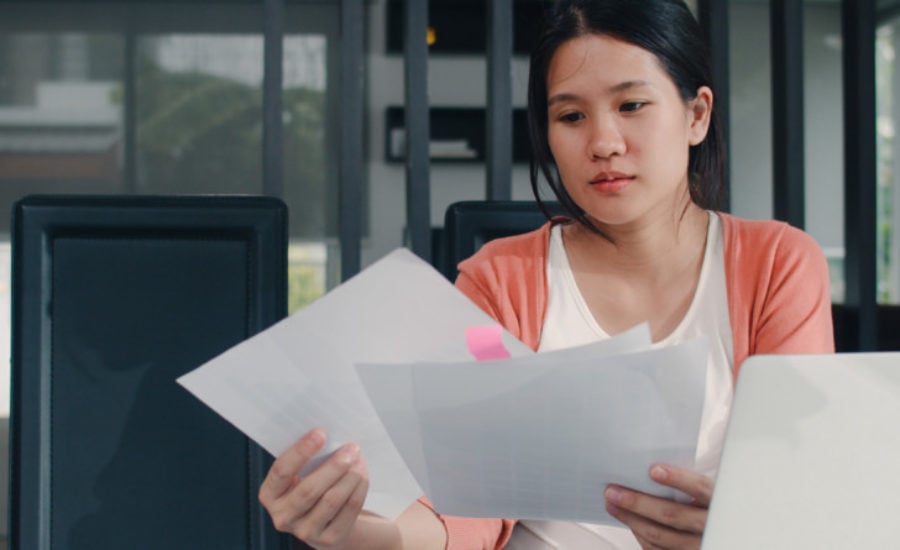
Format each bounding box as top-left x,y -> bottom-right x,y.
650,465 -> 668,481
307,428 -> 326,446
339,443 -> 360,464
351,460 -> 368,476
605,486 -> 623,504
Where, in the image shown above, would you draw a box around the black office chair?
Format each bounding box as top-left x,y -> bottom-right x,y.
9,195 -> 293,550
441,200 -> 561,280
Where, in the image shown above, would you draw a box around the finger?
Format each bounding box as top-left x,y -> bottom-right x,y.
266,442 -> 361,538
649,464 -> 714,506
605,485 -> 707,535
282,442 -> 361,521
297,450 -> 366,531
607,501 -> 701,550
634,533 -> 671,550
633,534 -> 664,550
316,463 -> 369,545
259,428 -> 327,504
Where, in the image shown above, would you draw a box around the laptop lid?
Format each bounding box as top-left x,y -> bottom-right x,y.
703,352 -> 900,549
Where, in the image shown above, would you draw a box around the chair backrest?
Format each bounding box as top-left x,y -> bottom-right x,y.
442,200 -> 560,280
9,194 -> 291,550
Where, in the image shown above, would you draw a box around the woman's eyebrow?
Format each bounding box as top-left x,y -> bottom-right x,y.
547,80 -> 655,107
547,92 -> 580,107
608,79 -> 654,93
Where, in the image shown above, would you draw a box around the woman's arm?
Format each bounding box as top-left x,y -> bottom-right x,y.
258,429 -> 447,550
340,504 -> 447,550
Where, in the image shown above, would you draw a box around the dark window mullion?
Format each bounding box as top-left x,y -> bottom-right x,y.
771,0 -> 805,229
404,0 -> 431,261
339,0 -> 364,279
842,0 -> 878,349
263,0 -> 284,199
486,0 -> 512,201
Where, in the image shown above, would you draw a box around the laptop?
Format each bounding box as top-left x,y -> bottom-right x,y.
702,352 -> 900,549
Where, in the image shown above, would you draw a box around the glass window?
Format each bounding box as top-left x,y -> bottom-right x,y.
877,17 -> 900,303
135,34 -> 264,195
0,32 -> 126,216
283,34 -> 332,310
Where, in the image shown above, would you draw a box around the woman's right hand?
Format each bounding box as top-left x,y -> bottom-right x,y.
258,428 -> 369,550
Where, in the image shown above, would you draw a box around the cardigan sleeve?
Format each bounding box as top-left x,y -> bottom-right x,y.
728,219 -> 835,377
754,225 -> 835,352
416,495 -> 516,550
453,223 -> 552,350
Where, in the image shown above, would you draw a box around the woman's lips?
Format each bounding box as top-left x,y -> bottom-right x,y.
590,174 -> 634,193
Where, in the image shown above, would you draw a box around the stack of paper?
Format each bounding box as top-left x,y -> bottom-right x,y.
178,247 -> 709,524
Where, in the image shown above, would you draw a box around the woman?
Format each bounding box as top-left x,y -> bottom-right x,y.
258,1 -> 835,549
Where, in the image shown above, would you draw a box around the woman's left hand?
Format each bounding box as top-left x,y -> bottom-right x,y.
604,463 -> 713,550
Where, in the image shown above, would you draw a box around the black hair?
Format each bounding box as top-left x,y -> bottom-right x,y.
527,0 -> 726,230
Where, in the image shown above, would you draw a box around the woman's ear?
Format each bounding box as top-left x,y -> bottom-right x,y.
687,86 -> 713,146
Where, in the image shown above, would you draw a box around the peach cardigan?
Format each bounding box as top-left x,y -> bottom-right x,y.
426,212 -> 835,550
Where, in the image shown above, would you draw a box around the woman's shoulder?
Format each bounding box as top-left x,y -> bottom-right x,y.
716,211 -> 829,291
456,220 -> 554,276
453,221 -> 555,350
717,211 -> 823,255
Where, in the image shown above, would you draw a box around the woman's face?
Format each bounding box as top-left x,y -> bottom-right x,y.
546,33 -> 712,230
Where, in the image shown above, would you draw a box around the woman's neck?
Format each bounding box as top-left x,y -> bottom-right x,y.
564,202 -> 709,280
561,201 -> 711,340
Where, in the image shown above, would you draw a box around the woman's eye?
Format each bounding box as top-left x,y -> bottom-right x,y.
558,112 -> 584,123
620,101 -> 646,113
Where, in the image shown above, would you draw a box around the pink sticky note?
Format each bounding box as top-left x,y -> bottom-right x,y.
465,324 -> 512,361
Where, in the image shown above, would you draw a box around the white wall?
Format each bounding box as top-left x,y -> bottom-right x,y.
803,5 -> 845,251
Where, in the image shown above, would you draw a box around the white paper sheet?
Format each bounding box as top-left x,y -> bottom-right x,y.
178,244 -> 706,525
355,336 -> 709,523
177,247 -> 532,518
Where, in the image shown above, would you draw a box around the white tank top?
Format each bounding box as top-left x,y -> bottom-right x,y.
508,212 -> 734,549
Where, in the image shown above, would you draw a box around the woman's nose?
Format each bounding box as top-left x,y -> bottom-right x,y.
589,117 -> 626,159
